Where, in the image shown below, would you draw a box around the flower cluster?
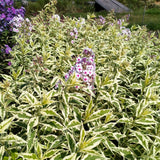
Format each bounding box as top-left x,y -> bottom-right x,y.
95,16 -> 106,25
70,27 -> 78,44
52,14 -> 60,22
10,15 -> 33,33
0,0 -> 25,32
65,48 -> 96,90
4,44 -> 12,54
117,18 -> 131,39
9,14 -> 24,32
99,16 -> 106,25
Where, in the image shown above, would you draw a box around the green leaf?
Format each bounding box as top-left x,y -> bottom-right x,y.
62,91 -> 70,108
102,76 -> 114,86
111,132 -> 126,141
130,83 -> 142,90
41,135 -> 57,142
102,137 -> 116,151
24,92 -> 37,105
70,93 -> 87,104
18,153 -> 38,160
34,141 -> 42,159
117,117 -> 133,124
34,86 -> 41,97
132,131 -> 149,151
0,146 -> 5,160
80,137 -> 101,151
0,117 -> 14,133
112,100 -> 122,112
51,76 -> 59,87
0,107 -> 6,120
113,147 -> 135,159
42,90 -> 54,105
136,99 -> 148,117
43,149 -> 60,159
93,123 -> 115,134
40,108 -> 61,118
27,117 -> 39,134
67,120 -> 81,128
82,154 -> 107,160
50,153 -> 62,160
50,120 -> 64,130
27,131 -> 36,152
85,109 -> 110,123
12,67 -> 23,80
135,117 -> 157,125
63,153 -> 77,160
2,134 -> 26,144
16,112 -> 32,120
79,125 -> 86,147
1,74 -> 13,81
66,132 -> 76,153
95,75 -> 101,88
85,97 -> 93,121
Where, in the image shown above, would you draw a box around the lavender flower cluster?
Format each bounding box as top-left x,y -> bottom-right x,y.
10,15 -> 33,33
0,0 -> 25,32
99,16 -> 106,25
117,16 -> 131,38
65,48 -> 96,90
70,27 -> 78,44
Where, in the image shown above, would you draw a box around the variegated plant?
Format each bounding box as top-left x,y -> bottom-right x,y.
0,0 -> 160,159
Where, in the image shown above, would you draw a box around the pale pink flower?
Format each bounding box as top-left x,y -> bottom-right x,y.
88,70 -> 93,76
77,67 -> 82,73
65,73 -> 69,81
83,70 -> 88,76
75,86 -> 80,90
13,28 -> 19,32
86,65 -> 93,71
76,73 -> 81,79
70,32 -> 74,36
83,76 -> 89,82
74,27 -> 78,33
76,57 -> 81,62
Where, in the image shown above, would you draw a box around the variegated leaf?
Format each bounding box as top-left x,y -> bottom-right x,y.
132,131 -> 149,151
40,108 -> 61,118
0,146 -> 5,160
82,154 -> 110,160
80,137 -> 101,151
18,153 -> 38,160
85,109 -> 110,123
27,117 -> 39,134
66,132 -> 76,153
85,97 -> 93,121
43,149 -> 60,159
113,147 -> 135,159
0,117 -> 14,133
135,117 -> 156,125
67,120 -> 81,129
63,153 -> 77,160
27,131 -> 36,152
2,134 -> 26,144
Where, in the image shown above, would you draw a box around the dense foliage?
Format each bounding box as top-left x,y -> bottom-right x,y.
0,0 -> 160,159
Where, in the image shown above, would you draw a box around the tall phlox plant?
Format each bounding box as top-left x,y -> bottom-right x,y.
65,47 -> 96,90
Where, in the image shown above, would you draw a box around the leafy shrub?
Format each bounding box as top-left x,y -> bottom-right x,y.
0,0 -> 160,159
